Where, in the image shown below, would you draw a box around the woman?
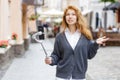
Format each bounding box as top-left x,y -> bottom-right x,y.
45,5 -> 109,80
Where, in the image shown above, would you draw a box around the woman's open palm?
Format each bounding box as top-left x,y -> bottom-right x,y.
96,36 -> 109,45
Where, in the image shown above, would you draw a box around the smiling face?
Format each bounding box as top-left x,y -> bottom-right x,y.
61,6 -> 93,40
65,9 -> 77,26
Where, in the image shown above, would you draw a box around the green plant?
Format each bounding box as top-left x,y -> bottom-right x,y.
100,0 -> 116,3
11,33 -> 17,40
29,14 -> 40,20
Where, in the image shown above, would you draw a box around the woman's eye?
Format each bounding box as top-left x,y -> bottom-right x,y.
66,13 -> 76,16
72,13 -> 76,15
66,13 -> 70,16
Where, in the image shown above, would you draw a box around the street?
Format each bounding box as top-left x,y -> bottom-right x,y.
1,38 -> 120,80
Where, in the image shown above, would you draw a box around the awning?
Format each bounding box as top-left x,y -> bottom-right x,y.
38,9 -> 63,17
103,2 -> 120,11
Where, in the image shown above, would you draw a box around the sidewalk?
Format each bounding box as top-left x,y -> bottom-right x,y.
1,38 -> 120,80
1,38 -> 56,80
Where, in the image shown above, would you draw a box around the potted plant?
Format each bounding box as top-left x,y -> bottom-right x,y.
0,40 -> 8,48
11,32 -> 17,40
9,33 -> 18,45
0,40 -> 8,53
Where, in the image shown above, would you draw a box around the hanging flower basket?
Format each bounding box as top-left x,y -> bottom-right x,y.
29,14 -> 40,21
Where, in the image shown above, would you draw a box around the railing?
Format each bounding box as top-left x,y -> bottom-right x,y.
93,31 -> 120,46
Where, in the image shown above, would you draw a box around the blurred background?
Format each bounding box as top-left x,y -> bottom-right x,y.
0,0 -> 120,80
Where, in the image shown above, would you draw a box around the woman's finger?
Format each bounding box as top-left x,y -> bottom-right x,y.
102,38 -> 109,42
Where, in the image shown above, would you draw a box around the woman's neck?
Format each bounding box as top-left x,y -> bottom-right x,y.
68,25 -> 77,34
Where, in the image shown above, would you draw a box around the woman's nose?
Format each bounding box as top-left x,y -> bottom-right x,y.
69,15 -> 73,18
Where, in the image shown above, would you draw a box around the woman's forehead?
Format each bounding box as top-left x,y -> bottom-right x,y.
66,9 -> 75,13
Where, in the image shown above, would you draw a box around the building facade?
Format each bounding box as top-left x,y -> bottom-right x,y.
0,0 -> 31,67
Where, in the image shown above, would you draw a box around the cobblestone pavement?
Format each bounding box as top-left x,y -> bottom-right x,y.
87,46 -> 120,80
1,38 -> 120,80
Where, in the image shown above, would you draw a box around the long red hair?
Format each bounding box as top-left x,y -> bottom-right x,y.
61,5 -> 93,40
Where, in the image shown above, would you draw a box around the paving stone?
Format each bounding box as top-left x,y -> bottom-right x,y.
1,38 -> 120,80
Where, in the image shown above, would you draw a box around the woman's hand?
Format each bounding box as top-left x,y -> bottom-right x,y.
96,36 -> 109,45
45,57 -> 52,64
